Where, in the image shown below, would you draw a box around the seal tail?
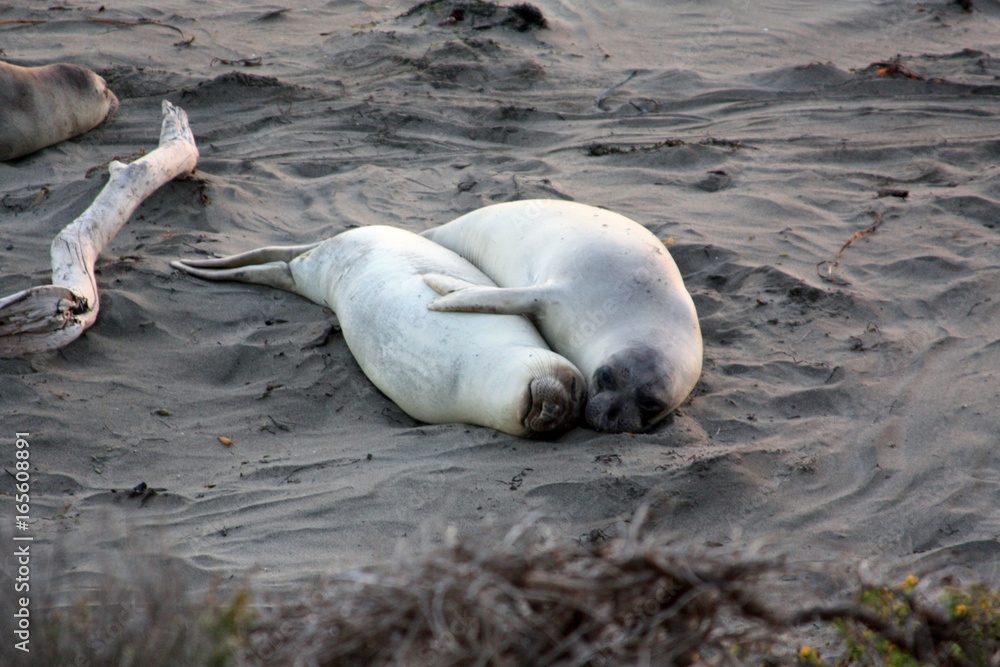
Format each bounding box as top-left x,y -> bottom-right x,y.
171,243 -> 320,294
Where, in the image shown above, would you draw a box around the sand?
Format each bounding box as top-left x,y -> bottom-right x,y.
1,0 -> 998,617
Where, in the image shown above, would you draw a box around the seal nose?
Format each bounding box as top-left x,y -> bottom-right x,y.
584,393 -> 642,433
539,400 -> 563,423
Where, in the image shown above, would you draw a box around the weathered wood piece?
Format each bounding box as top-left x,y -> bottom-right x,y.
0,100 -> 198,357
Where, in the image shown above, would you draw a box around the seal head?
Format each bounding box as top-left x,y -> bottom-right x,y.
583,345 -> 675,433
522,365 -> 586,436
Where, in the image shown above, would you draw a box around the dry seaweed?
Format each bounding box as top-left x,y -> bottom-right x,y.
248,513 -> 795,666
817,211 -> 884,286
588,137 -> 746,156
400,0 -> 547,31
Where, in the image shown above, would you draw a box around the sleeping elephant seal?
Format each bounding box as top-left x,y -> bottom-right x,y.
0,61 -> 119,161
422,199 -> 702,433
172,225 -> 585,437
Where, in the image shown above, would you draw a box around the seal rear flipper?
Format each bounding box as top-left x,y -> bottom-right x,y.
426,284 -> 548,316
172,243 -> 320,270
171,259 -> 297,292
171,243 -> 320,293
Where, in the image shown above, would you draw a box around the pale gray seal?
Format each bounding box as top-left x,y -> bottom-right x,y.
172,225 -> 585,437
0,61 -> 118,161
421,199 -> 702,433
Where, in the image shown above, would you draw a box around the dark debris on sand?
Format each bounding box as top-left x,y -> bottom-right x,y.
401,0 -> 548,31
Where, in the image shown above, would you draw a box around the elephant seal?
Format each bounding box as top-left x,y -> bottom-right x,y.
0,61 -> 119,161
172,225 -> 585,437
421,199 -> 702,433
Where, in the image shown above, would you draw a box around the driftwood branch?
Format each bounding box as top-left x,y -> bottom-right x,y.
0,100 -> 198,357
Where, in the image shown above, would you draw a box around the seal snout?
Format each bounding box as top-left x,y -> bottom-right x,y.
104,86 -> 121,119
538,399 -> 564,422
583,349 -> 677,433
523,371 -> 584,436
92,72 -> 120,120
585,392 -> 639,433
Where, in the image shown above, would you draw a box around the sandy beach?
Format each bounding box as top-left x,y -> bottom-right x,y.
1,0 -> 999,658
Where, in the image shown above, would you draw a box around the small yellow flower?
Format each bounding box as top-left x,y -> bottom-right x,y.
902,574 -> 919,589
799,646 -> 820,663
955,604 -> 969,616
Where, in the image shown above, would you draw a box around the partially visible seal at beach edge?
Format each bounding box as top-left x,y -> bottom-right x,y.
172,225 -> 585,438
422,199 -> 703,434
0,61 -> 119,161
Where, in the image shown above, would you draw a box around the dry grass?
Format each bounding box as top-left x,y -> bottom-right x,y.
2,511 -> 996,666
248,513 -> 799,666
0,545 -> 250,667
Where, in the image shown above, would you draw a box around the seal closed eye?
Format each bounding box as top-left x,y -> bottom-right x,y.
635,390 -> 666,418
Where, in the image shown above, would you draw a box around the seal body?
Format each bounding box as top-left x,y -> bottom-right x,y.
0,61 -> 119,161
172,226 -> 585,437
422,199 -> 702,433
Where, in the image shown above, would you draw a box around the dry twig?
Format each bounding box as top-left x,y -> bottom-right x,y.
817,210 -> 884,286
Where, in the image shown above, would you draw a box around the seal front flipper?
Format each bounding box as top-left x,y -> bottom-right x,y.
423,273 -> 480,296
426,283 -> 552,316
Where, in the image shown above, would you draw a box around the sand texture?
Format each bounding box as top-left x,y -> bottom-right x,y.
1,0 -> 998,609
